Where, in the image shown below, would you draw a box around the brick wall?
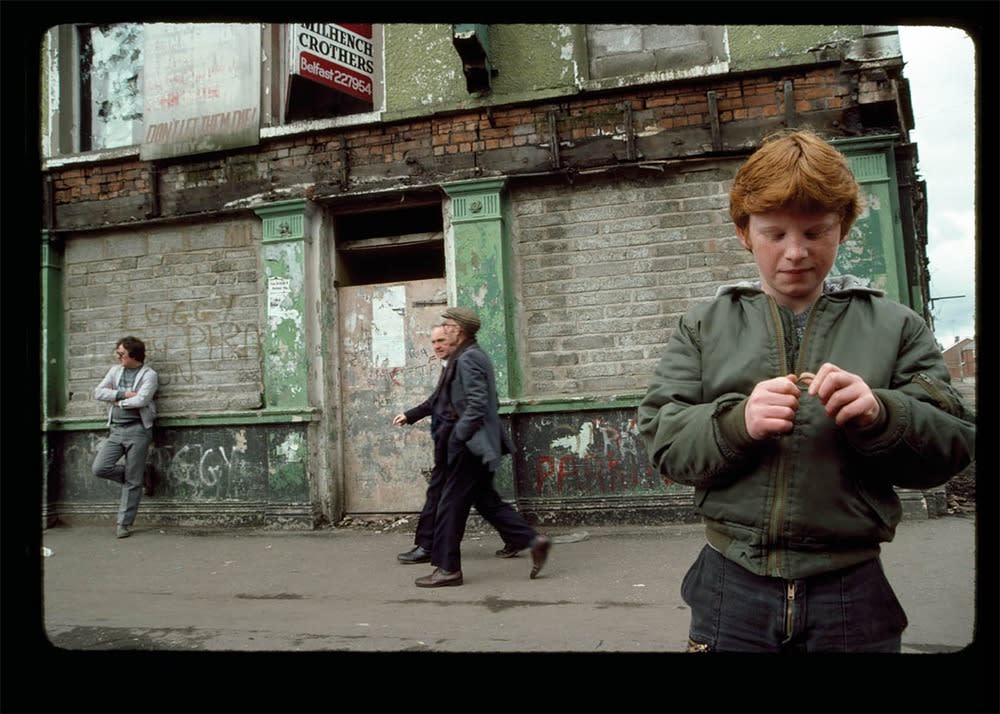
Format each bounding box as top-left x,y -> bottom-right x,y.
510,165 -> 756,397
45,65 -> 858,231
62,218 -> 264,419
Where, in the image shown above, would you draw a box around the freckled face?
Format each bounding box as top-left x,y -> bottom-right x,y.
736,209 -> 845,313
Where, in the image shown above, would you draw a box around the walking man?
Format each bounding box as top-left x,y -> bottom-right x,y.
413,307 -> 551,587
393,323 -> 457,564
394,323 -> 519,564
92,336 -> 159,538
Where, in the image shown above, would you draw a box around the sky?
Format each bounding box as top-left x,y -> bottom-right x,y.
896,26 -> 977,348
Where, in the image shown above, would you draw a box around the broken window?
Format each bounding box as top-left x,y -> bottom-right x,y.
80,23 -> 144,151
334,203 -> 444,287
42,23 -> 384,158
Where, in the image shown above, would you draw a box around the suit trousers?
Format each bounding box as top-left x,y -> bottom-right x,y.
92,422 -> 152,527
416,428 -> 518,552
413,436 -> 449,551
431,446 -> 536,573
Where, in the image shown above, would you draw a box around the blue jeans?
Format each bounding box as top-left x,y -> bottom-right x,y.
92,422 -> 152,527
681,544 -> 908,653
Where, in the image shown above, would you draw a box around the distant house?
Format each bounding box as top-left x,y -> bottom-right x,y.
942,338 -> 976,379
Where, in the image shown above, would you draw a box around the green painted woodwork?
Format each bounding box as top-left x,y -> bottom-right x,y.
41,231 -> 65,420
444,178 -> 522,399
254,200 -> 309,409
268,430 -> 310,501
833,139 -> 909,306
45,408 -> 316,432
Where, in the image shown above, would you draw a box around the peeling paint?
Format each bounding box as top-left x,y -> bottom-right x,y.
275,432 -> 303,460
371,286 -> 406,368
550,421 -> 595,459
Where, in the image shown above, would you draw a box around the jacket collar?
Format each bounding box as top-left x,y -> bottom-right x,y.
715,274 -> 885,300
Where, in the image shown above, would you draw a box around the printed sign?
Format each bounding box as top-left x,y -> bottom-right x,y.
290,24 -> 374,103
141,23 -> 261,161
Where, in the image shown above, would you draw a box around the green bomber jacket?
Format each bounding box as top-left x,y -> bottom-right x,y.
637,276 -> 976,579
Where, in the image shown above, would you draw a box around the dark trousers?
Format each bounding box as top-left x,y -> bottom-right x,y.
681,544 -> 908,653
430,447 -> 536,573
413,437 -> 448,551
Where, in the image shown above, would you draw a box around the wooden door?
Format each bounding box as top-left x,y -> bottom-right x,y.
338,279 -> 449,514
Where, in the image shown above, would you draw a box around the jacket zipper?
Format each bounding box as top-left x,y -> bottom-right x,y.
912,372 -> 961,414
764,298 -> 821,577
765,298 -> 789,576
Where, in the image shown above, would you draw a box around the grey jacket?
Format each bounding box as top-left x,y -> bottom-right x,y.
94,364 -> 159,429
445,340 -> 514,472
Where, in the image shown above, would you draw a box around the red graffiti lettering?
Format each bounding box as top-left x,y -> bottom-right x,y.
557,455 -> 576,491
536,456 -> 555,493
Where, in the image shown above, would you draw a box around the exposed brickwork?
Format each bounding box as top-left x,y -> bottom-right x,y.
510,165 -> 755,396
45,65 -> 864,231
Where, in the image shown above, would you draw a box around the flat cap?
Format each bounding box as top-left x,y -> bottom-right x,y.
442,306 -> 481,337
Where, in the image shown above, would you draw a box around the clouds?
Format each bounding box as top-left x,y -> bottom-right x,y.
897,26 -> 976,345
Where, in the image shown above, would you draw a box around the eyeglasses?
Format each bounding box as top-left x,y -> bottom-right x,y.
115,350 -> 127,357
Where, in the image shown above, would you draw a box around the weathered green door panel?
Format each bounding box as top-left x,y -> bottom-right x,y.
835,149 -> 908,306
338,278 -> 449,514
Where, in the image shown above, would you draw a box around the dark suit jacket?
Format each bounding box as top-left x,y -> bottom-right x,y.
404,362 -> 452,441
445,340 -> 513,472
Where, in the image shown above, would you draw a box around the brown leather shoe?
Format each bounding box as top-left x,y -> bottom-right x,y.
415,568 -> 463,588
529,534 -> 551,579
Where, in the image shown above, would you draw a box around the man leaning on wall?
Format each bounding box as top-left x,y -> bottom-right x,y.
92,336 -> 159,539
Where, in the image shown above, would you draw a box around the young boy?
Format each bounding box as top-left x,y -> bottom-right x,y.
637,129 -> 975,653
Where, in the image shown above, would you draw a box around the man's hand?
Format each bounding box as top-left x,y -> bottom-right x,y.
805,363 -> 881,427
744,374 -> 801,440
392,414 -> 407,426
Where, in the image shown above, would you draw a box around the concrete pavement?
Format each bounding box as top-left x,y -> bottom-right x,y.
38,515 -> 977,654
7,513 -> 995,713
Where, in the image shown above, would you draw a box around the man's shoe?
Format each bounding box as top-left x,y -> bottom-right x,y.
529,534 -> 551,579
116,525 -> 132,539
397,545 -> 431,564
415,568 -> 463,588
495,543 -> 522,558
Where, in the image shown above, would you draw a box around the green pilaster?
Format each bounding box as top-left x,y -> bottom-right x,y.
253,200 -> 309,409
444,178 -> 522,398
834,138 -> 908,307
41,230 -> 65,419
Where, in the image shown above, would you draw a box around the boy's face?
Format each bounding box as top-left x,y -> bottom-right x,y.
736,209 -> 844,313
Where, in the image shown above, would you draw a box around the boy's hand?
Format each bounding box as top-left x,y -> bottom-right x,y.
392,414 -> 407,426
805,362 -> 881,427
744,374 -> 801,440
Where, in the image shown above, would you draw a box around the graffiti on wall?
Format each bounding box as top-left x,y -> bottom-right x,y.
140,296 -> 261,387
513,410 -> 673,498
49,425 -> 307,503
